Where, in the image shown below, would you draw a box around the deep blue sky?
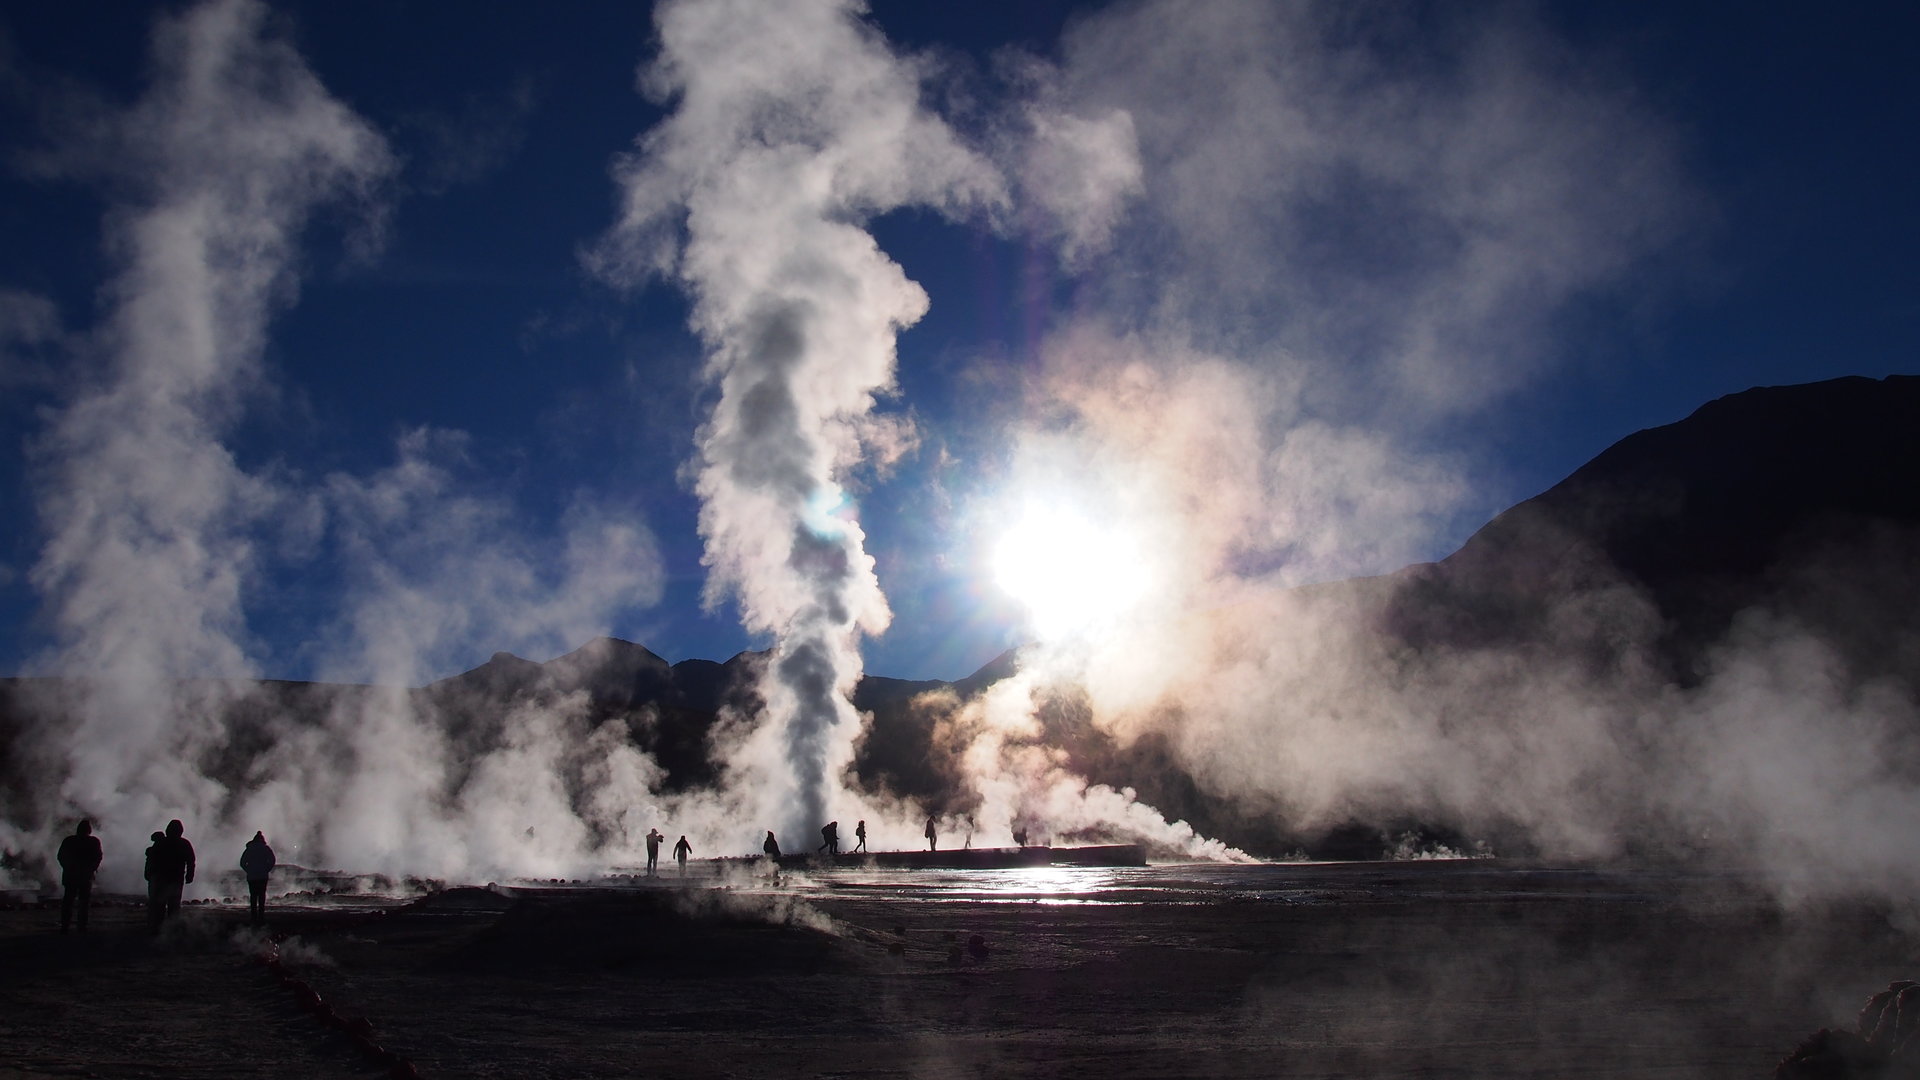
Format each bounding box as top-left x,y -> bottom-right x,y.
0,1 -> 1915,683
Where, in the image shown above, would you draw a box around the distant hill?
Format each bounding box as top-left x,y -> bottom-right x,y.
3,375 -> 1916,861
1386,374 -> 1920,684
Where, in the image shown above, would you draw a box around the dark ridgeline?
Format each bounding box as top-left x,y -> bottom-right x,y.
0,375 -> 1915,866
426,638 -> 767,793
1386,374 -> 1920,685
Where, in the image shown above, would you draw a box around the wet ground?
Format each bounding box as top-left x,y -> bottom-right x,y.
2,860 -> 1910,1078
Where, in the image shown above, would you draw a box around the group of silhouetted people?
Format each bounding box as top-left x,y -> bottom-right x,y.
755,816 -> 947,860
144,820 -> 196,932
748,812 -> 1020,867
51,818 -> 277,933
762,816 -> 932,861
760,819 -> 861,861
813,819 -> 872,854
644,827 -> 693,876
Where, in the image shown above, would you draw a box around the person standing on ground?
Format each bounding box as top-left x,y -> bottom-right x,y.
147,819 -> 194,932
142,831 -> 164,928
56,819 -> 102,934
924,815 -> 937,852
763,830 -> 781,859
673,834 -> 691,876
853,820 -> 867,853
239,831 -> 275,927
645,828 -> 664,876
819,820 -> 839,855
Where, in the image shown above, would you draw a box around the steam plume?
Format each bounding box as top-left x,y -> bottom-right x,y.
24,0 -> 391,872
594,0 -> 1001,847
9,0 -> 665,889
956,1 -> 1920,905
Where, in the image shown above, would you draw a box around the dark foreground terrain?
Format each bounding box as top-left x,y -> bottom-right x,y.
1,861 -> 1910,1079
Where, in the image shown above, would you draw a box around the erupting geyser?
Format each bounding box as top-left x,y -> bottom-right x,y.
592,0 -> 1003,848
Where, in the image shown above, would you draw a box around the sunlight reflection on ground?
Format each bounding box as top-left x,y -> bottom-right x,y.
169,859 -> 1722,917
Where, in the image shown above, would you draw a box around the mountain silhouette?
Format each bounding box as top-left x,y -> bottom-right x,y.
1387,374 -> 1920,683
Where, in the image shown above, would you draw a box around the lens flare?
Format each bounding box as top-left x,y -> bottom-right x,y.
992,501 -> 1151,639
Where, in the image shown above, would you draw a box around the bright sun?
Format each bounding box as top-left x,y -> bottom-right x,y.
991,502 -> 1151,639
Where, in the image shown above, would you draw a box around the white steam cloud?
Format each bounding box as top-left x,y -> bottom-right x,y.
592,0 -> 1004,848
950,0 -> 1919,905
7,0 -> 664,890
24,0 -> 392,870
11,0 -> 1902,912
590,0 -> 1239,860
1036,1 -> 1693,416
4,0 -> 1239,893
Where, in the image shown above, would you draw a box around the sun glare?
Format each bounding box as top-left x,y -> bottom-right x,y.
992,502 -> 1151,639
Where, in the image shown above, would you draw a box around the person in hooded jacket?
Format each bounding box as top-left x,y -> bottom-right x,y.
146,819 -> 194,932
56,819 -> 103,933
239,831 -> 275,926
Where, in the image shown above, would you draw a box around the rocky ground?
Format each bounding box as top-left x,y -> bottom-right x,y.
1,862 -> 1911,1078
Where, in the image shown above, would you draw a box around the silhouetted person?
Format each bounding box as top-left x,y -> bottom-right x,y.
143,831 -> 164,927
673,834 -> 691,875
645,828 -> 664,876
147,819 -> 194,933
819,820 -> 839,855
240,831 -> 275,926
853,820 -> 867,853
925,815 -> 937,852
1012,824 -> 1029,848
763,831 -> 781,859
56,819 -> 102,933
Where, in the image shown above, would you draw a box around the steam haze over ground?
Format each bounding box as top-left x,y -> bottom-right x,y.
0,0 -> 1917,913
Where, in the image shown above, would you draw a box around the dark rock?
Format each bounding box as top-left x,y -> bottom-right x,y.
1779,980 -> 1920,1078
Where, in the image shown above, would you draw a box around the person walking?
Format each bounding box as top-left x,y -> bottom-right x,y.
239,831 -> 276,926
673,834 -> 692,876
819,820 -> 839,855
56,820 -> 102,934
853,820 -> 867,853
645,828 -> 664,876
147,819 -> 195,933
